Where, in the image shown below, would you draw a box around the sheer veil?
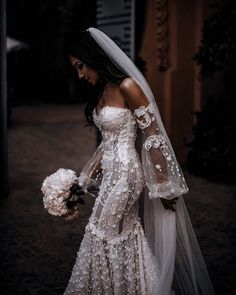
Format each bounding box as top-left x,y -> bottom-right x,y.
88,27 -> 215,295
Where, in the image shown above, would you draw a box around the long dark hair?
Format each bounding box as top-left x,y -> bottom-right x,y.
65,30 -> 128,125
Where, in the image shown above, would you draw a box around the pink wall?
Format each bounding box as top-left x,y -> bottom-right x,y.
139,0 -> 207,164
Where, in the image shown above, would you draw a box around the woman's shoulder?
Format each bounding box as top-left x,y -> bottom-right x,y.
120,77 -> 140,93
119,78 -> 149,108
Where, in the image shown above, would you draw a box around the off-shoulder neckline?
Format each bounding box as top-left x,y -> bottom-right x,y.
93,103 -> 152,117
94,105 -> 132,117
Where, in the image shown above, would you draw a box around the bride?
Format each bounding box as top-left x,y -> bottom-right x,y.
63,27 -> 215,295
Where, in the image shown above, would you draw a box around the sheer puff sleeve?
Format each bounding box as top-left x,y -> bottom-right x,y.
121,78 -> 189,200
134,103 -> 189,200
77,140 -> 104,194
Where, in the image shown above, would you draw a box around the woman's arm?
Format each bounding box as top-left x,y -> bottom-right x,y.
120,78 -> 186,210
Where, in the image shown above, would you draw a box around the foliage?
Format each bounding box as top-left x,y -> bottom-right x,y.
187,96 -> 235,183
194,0 -> 236,80
188,0 -> 236,183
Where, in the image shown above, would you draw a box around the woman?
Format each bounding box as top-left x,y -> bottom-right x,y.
64,28 -> 215,295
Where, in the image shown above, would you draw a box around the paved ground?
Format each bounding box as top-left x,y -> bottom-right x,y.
0,104 -> 235,295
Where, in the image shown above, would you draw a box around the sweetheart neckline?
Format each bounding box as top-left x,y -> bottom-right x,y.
94,105 -> 132,117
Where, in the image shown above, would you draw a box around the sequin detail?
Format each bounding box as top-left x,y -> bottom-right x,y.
64,106 -> 158,294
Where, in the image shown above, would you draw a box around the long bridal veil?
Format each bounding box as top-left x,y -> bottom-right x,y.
88,27 -> 215,295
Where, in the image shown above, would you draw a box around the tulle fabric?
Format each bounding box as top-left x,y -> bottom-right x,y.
79,27 -> 216,294
144,194 -> 215,295
88,27 -> 189,199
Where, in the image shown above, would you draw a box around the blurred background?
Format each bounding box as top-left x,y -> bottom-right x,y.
0,0 -> 235,294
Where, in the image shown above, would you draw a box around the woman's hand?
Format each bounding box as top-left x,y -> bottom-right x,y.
160,197 -> 178,212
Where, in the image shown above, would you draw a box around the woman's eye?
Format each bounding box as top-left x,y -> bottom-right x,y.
76,63 -> 84,70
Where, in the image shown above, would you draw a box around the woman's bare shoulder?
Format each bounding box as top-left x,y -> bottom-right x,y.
119,78 -> 149,109
120,77 -> 139,93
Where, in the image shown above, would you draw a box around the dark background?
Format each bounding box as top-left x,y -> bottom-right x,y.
1,0 -> 236,294
7,0 -> 97,105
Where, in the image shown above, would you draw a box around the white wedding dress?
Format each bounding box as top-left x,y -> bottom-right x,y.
64,104 -> 215,295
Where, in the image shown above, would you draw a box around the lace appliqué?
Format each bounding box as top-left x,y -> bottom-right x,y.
149,181 -> 187,200
144,134 -> 161,150
134,104 -> 189,196
144,134 -> 172,159
133,104 -> 156,130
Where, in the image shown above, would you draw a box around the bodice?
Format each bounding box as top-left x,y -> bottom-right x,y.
93,106 -> 139,168
93,106 -> 137,149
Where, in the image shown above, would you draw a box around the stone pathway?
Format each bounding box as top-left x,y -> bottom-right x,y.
0,104 -> 235,294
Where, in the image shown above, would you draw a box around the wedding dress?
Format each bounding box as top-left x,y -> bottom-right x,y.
64,27 -> 215,295
64,104 -> 215,295
64,105 -> 159,294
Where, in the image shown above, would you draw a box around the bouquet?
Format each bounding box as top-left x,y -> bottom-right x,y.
41,168 -> 86,221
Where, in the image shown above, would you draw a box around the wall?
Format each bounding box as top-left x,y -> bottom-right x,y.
139,0 -> 205,164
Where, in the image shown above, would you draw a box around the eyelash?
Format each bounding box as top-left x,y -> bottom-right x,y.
76,63 -> 84,70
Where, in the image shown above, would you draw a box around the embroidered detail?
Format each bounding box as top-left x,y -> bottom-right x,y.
144,134 -> 174,164
144,134 -> 161,150
64,104 -> 189,294
155,164 -> 162,172
64,219 -> 158,295
148,181 -> 187,199
134,104 -> 156,130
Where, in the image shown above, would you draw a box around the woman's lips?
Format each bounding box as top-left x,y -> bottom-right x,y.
85,77 -> 94,85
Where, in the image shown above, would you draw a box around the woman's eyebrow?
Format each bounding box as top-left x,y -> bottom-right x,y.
73,61 -> 82,67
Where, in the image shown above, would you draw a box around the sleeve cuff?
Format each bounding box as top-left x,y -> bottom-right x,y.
77,173 -> 100,191
77,173 -> 89,188
148,181 -> 189,200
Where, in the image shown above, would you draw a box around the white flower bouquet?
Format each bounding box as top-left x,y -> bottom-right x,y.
41,168 -> 86,221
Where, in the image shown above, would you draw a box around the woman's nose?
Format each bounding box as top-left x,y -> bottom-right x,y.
78,70 -> 84,79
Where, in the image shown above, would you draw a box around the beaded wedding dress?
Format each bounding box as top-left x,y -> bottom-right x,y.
64,104 -> 215,295
64,105 -> 160,294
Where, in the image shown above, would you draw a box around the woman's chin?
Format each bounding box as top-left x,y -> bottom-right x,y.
87,78 -> 94,85
91,80 -> 99,86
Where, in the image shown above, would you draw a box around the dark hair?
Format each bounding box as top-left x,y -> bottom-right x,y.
65,30 -> 128,125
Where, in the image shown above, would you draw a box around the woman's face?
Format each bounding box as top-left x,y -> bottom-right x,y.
69,55 -> 100,86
